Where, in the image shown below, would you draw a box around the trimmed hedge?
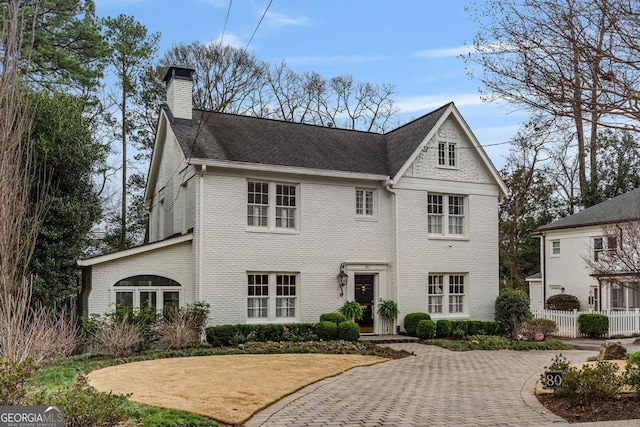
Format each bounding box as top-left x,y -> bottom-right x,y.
578,313 -> 609,338
319,313 -> 348,325
206,323 -> 317,346
316,321 -> 338,340
436,319 -> 452,338
546,294 -> 580,311
404,313 -> 431,337
338,321 -> 360,341
416,320 -> 437,339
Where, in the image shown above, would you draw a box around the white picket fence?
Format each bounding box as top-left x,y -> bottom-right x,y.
532,308 -> 640,338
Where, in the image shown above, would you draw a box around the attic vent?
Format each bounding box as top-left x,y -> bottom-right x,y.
327,122 -> 334,128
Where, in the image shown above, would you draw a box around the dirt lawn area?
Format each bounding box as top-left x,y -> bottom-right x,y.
88,353 -> 385,424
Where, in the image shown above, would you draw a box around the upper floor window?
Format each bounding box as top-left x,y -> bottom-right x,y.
593,236 -> 617,261
438,141 -> 456,167
551,240 -> 561,256
427,194 -> 466,237
247,181 -> 298,231
356,189 -> 375,217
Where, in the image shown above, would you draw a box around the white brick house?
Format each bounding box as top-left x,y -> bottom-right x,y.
78,66 -> 507,334
531,188 -> 640,312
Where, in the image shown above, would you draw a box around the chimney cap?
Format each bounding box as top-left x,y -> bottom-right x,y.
163,66 -> 195,84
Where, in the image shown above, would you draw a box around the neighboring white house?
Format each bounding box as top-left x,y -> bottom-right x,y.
531,188 -> 640,311
78,66 -> 508,334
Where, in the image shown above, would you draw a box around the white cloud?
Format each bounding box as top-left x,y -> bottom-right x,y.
285,55 -> 391,66
266,11 -> 309,27
213,33 -> 245,49
414,45 -> 475,59
199,0 -> 227,8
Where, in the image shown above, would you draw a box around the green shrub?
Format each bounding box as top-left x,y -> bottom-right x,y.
205,323 -> 317,346
338,301 -> 363,321
466,320 -> 486,336
338,321 -> 360,341
403,313 -> 431,337
450,320 -> 469,339
436,319 -> 452,338
319,313 -> 348,325
578,313 -> 609,337
35,375 -> 130,427
0,357 -> 37,405
555,361 -> 623,405
316,321 -> 338,340
494,288 -> 531,337
416,319 -> 437,339
625,351 -> 640,396
546,293 -> 580,311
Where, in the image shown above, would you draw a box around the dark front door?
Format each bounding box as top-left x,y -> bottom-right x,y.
355,274 -> 375,333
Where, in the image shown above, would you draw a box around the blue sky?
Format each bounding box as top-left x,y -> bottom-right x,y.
95,0 -> 529,168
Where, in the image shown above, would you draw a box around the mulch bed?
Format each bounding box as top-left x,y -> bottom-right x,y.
537,394 -> 640,423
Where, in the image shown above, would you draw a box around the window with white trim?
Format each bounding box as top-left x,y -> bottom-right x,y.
551,240 -> 560,256
438,141 -> 456,167
427,273 -> 466,316
356,189 -> 375,217
112,275 -> 181,315
247,272 -> 298,321
247,181 -> 299,230
427,194 -> 466,237
593,236 -> 617,261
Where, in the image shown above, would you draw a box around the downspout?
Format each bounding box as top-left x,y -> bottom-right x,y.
541,232 -> 546,307
384,177 -> 400,333
198,165 -> 207,302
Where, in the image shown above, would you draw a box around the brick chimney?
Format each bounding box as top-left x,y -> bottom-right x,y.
163,66 -> 195,121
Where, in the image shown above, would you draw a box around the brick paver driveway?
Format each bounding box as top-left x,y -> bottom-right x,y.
245,343 -> 593,427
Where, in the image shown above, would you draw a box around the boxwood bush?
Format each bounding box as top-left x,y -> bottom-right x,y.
546,294 -> 580,311
578,313 -> 609,337
319,313 -> 348,325
436,319 -> 452,338
416,319 -> 437,339
206,323 -> 317,346
403,313 -> 431,337
338,321 -> 360,341
316,321 -> 338,340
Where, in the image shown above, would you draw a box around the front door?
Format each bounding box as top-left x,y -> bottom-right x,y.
355,274 -> 374,333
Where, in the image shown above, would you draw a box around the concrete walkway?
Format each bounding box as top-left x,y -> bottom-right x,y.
245,343 -> 597,427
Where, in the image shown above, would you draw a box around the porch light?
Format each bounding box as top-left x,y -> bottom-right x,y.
337,263 -> 348,297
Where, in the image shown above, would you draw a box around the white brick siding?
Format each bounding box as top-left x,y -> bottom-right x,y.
87,240 -> 195,315
166,78 -> 192,120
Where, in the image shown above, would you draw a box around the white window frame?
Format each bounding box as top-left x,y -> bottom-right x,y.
247,272 -> 299,322
427,193 -> 467,238
247,181 -> 299,232
427,273 -> 467,317
355,188 -> 376,218
437,140 -> 457,168
550,240 -> 561,257
111,287 -> 182,314
593,235 -> 617,261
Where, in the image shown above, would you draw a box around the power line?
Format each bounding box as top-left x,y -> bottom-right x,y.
219,0 -> 233,45
245,0 -> 272,51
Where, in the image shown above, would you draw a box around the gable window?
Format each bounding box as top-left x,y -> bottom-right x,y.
427,273 -> 466,316
428,194 -> 466,237
356,189 -> 375,217
247,272 -> 298,321
247,181 -> 299,231
438,141 -> 456,167
593,236 -> 617,261
112,275 -> 181,315
551,240 -> 561,256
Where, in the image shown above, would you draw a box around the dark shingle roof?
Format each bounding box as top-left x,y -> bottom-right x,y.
166,103 -> 451,177
536,187 -> 640,232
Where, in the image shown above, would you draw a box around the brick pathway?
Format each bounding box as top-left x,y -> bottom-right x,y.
245,343 -> 594,427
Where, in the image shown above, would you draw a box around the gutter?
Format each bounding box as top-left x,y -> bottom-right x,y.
541,232 -> 546,306
384,177 -> 400,333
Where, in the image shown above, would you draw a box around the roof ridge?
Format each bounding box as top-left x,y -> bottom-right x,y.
383,102 -> 452,135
